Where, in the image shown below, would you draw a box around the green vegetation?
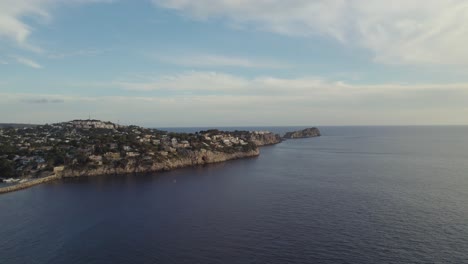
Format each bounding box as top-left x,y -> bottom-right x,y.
0,158 -> 15,178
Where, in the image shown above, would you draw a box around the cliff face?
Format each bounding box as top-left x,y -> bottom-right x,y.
1,149 -> 263,193
283,128 -> 321,139
249,132 -> 282,146
56,131 -> 282,178
59,149 -> 260,178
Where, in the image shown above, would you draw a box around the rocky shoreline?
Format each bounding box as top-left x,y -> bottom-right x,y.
59,149 -> 260,178
0,148 -> 263,195
0,149 -> 261,194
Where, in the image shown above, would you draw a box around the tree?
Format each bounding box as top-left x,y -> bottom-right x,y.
76,153 -> 89,165
0,158 -> 15,178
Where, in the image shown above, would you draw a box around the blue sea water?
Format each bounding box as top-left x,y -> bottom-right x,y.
1,126 -> 468,264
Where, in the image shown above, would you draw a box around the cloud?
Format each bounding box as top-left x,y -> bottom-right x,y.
21,98 -> 64,104
114,71 -> 468,98
2,72 -> 468,126
2,83 -> 468,126
2,71 -> 468,126
78,70 -> 467,125
0,0 -> 52,52
154,53 -> 290,68
13,56 -> 42,69
0,0 -> 112,51
115,71 -> 249,92
47,48 -> 103,59
152,0 -> 468,65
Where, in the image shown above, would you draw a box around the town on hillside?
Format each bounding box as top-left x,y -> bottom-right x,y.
0,120 -> 280,183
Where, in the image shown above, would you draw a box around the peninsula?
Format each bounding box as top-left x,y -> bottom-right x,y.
0,120 -> 319,194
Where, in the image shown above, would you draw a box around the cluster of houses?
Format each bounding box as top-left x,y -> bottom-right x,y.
67,120 -> 120,130
202,133 -> 249,148
0,120 -> 274,180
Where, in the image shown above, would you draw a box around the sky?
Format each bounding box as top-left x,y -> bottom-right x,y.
1,0 -> 468,127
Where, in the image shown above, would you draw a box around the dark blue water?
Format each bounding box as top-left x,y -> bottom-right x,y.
1,126 -> 468,264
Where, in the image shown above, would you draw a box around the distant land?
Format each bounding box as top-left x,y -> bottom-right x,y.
0,120 -> 320,194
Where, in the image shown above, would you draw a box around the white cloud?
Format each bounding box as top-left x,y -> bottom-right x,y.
13,56 -> 42,68
152,0 -> 468,65
114,71 -> 334,94
69,70 -> 464,125
114,71 -> 468,97
154,53 -> 289,68
2,70 -> 468,126
0,0 -> 53,52
115,71 -> 249,91
0,0 -> 112,51
1,81 -> 468,126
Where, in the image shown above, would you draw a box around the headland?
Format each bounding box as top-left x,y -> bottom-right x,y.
0,120 -> 320,194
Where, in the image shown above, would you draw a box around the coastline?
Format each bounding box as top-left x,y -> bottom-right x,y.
59,149 -> 260,177
0,149 -> 260,195
0,125 -> 320,195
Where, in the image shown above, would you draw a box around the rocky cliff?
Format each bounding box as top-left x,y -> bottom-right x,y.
283,127 -> 321,139
57,131 -> 281,178
249,132 -> 282,146
59,149 -> 260,178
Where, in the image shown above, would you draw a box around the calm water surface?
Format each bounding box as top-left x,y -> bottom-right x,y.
1,126 -> 468,263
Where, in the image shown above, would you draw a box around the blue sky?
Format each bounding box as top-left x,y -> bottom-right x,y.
1,0 -> 467,126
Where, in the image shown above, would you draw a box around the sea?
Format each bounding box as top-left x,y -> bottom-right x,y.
1,126 -> 467,264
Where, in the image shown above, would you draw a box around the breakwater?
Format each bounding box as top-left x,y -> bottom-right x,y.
0,175 -> 59,194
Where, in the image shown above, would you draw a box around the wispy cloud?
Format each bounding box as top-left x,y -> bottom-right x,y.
0,0 -> 51,53
0,0 -> 112,52
152,0 -> 468,65
47,48 -> 103,59
154,53 -> 290,69
12,56 -> 42,69
21,98 -> 64,104
114,71 -> 468,97
115,71 -> 249,91
2,79 -> 468,126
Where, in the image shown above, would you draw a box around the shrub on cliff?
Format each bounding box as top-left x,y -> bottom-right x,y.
242,142 -> 257,152
222,146 -> 237,154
